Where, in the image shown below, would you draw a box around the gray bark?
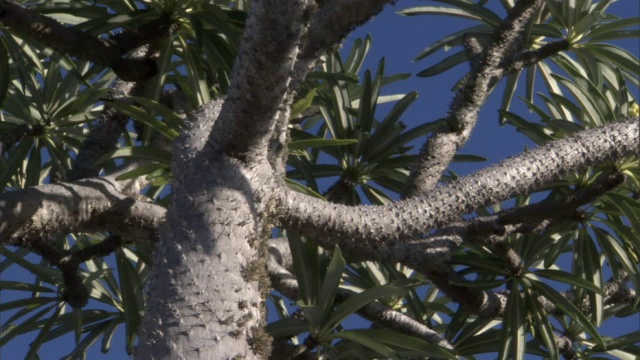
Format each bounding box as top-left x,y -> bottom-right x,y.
0,0 -> 638,359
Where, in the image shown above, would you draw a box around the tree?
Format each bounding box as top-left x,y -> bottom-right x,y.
0,0 -> 638,358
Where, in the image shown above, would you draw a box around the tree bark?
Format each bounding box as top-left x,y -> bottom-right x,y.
135,100 -> 275,359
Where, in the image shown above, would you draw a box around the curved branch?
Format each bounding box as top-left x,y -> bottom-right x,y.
290,0 -> 393,89
274,120 -> 639,248
404,0 -> 545,197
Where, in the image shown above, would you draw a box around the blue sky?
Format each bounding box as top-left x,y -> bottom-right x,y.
1,1 -> 639,358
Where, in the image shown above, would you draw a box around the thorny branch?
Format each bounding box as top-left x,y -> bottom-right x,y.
420,169 -> 627,316
403,0 -> 545,197
274,119 -> 639,248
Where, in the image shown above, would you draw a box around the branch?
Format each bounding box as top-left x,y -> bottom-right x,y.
108,15 -> 173,55
555,333 -> 578,360
403,0 -> 544,197
495,171 -> 625,225
334,170 -> 623,275
502,39 -> 570,73
416,171 -> 625,309
29,234 -> 123,308
68,79 -> 148,181
216,0 -> 308,161
433,169 -> 626,244
0,176 -> 165,246
290,0 -> 393,89
274,119 -> 639,248
0,1 -> 158,81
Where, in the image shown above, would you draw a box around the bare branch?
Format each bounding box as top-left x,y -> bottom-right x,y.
0,176 -> 165,246
108,15 -> 173,55
217,0 -> 309,161
496,171 -> 625,225
502,39 -> 570,73
404,0 -> 544,197
274,120 -> 639,248
290,0 -> 393,89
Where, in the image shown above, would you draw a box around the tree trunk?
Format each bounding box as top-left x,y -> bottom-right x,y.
136,103 -> 273,359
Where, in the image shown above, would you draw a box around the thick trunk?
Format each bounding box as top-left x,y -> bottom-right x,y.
135,153 -> 271,359
136,101 -> 273,359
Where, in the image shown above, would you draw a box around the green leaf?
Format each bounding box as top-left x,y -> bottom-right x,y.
73,9 -> 156,34
577,230 -> 604,326
591,330 -> 640,352
104,99 -> 180,140
357,69 -> 376,134
288,138 -> 359,151
0,137 -> 34,190
584,44 -> 640,75
0,247 -> 62,285
125,96 -> 185,130
451,254 -> 510,275
100,321 -> 119,353
287,232 -> 318,305
330,329 -> 457,359
602,192 -> 640,232
325,330 -> 400,360
523,286 -> 558,358
499,71 -> 521,124
317,246 -> 346,327
115,163 -> 169,181
585,17 -> 640,40
290,89 -> 317,118
265,318 -> 310,338
24,302 -> 65,359
498,284 -> 525,360
528,278 -> 604,346
455,329 -> 503,355
453,154 -> 487,162
25,140 -> 42,187
0,38 -> 10,107
412,24 -> 491,61
448,277 -> 506,290
62,320 -> 114,360
93,147 -> 172,167
284,178 -> 326,199
0,281 -> 55,293
319,286 -> 407,334
417,51 -> 467,77
400,1 -> 502,27
116,248 -> 144,354
0,304 -> 54,346
0,296 -> 55,313
533,269 -> 605,295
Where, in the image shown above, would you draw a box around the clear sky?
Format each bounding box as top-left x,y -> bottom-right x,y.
1,1 -> 639,359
